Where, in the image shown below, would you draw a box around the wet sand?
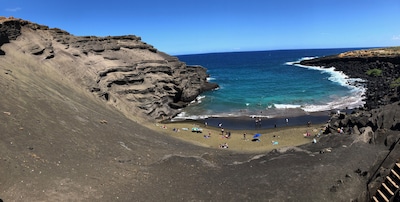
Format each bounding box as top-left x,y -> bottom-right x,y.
195,111 -> 331,130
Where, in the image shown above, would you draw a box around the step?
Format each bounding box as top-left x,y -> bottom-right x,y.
391,169 -> 400,181
395,162 -> 400,172
372,195 -> 379,202
386,176 -> 399,189
377,189 -> 389,202
382,182 -> 394,196
375,191 -> 386,202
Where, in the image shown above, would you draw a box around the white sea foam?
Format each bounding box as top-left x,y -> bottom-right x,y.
190,95 -> 206,104
301,92 -> 365,112
172,109 -> 275,121
285,57 -> 367,112
274,104 -> 302,109
284,56 -> 317,66
196,95 -> 206,103
207,77 -> 216,81
172,112 -> 210,121
249,114 -> 273,119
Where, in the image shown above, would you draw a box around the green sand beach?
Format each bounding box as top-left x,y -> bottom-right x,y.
152,119 -> 327,153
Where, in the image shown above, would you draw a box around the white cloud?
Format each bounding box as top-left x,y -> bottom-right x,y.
392,35 -> 400,41
5,7 -> 21,12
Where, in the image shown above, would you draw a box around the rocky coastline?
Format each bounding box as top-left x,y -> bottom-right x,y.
300,48 -> 400,109
300,48 -> 400,200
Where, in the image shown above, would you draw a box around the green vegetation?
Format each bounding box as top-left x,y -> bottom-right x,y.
390,77 -> 400,88
366,68 -> 382,77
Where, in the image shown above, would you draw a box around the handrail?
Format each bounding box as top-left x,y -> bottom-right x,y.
367,136 -> 400,200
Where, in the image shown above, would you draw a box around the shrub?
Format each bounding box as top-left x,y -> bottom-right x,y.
366,68 -> 382,77
390,77 -> 400,88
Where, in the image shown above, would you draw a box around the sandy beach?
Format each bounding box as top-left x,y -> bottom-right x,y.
152,116 -> 329,153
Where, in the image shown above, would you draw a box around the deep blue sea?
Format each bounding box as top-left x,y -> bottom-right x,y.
174,48 -> 366,120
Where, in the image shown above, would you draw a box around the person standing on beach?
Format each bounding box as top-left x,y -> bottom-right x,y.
286,118 -> 289,125
243,133 -> 246,140
221,128 -> 224,135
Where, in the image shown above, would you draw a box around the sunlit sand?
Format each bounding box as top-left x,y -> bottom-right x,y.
151,121 -> 326,153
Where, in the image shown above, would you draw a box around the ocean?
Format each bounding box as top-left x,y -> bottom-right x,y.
174,48 -> 366,122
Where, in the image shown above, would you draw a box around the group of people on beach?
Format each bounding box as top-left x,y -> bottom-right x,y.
218,123 -> 232,148
218,123 -> 231,138
198,122 -> 231,149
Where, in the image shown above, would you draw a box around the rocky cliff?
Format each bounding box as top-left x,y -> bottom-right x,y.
0,17 -> 217,121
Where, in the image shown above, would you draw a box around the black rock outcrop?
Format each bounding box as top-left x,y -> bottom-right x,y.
300,51 -> 400,109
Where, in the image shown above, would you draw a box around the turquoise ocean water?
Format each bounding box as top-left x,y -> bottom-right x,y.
174,48 -> 366,120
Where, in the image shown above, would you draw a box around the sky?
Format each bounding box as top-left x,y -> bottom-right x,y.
1,0 -> 400,55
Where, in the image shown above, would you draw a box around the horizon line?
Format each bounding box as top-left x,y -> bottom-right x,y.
172,46 -> 386,56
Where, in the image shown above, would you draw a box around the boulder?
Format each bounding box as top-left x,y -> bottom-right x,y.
352,125 -> 360,135
369,102 -> 400,130
354,126 -> 374,144
385,133 -> 400,148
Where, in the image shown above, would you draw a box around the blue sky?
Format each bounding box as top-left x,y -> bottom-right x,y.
2,0 -> 400,55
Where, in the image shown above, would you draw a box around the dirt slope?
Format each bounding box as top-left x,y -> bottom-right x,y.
0,39 -> 206,200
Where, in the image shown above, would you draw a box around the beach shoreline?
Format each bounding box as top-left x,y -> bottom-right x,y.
153,110 -> 337,153
165,109 -> 344,130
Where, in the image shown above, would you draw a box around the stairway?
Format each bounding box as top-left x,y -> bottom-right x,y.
372,163 -> 400,202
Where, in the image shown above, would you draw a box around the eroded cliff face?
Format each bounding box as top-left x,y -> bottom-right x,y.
0,18 -> 217,121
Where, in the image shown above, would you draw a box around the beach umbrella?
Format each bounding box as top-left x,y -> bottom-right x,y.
253,133 -> 261,139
